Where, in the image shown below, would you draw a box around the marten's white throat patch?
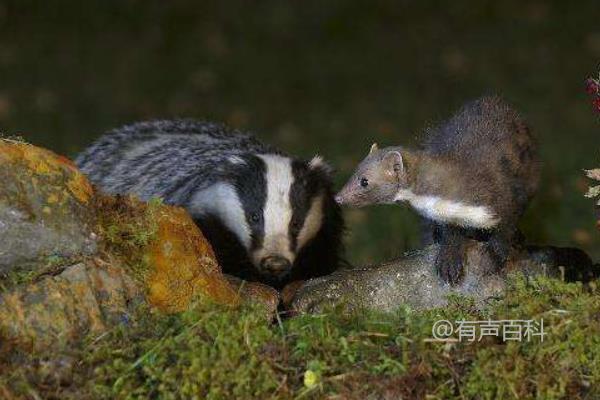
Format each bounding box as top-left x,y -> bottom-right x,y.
394,189 -> 500,229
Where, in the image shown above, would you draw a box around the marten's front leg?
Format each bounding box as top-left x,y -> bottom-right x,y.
421,219 -> 443,246
484,229 -> 513,273
434,225 -> 466,285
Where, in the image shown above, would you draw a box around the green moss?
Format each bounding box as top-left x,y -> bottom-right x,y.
94,194 -> 162,283
0,254 -> 76,292
2,275 -> 600,399
0,267 -> 39,292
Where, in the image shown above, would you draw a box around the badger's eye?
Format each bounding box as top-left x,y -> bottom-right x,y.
251,213 -> 261,223
360,177 -> 369,187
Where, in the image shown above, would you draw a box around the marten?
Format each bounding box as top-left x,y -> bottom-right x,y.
335,96 -> 540,284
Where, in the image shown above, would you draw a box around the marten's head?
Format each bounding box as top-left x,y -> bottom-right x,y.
335,143 -> 408,207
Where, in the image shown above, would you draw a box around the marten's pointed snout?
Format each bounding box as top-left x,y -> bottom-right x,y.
335,188 -> 349,204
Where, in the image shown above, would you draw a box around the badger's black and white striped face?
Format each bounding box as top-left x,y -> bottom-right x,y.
190,153 -> 330,281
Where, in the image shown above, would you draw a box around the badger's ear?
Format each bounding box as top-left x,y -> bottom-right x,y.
308,155 -> 333,176
369,143 -> 379,155
382,150 -> 403,178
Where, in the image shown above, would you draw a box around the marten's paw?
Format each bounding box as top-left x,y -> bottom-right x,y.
485,233 -> 512,273
435,244 -> 464,285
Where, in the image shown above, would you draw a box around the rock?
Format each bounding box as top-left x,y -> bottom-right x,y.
141,200 -> 241,313
0,139 -> 97,276
226,275 -> 280,317
96,195 -> 280,315
291,242 -> 597,314
0,260 -> 141,352
281,280 -> 305,309
0,194 -> 280,350
0,141 -> 280,351
0,193 -> 278,350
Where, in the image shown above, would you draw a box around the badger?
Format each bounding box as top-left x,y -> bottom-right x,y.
76,120 -> 344,288
335,96 -> 540,284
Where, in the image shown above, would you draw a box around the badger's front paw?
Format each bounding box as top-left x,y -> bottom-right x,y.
435,245 -> 464,285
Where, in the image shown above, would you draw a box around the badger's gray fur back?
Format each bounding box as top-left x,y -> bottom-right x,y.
77,120 -> 343,287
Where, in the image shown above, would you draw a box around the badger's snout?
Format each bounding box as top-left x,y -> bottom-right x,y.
260,255 -> 292,278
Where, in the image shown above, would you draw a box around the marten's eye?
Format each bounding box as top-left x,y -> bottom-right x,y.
251,213 -> 261,223
360,177 -> 369,187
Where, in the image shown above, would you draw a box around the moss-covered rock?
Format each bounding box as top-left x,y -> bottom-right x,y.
0,139 -> 97,278
0,142 -> 278,351
145,202 -> 240,312
94,194 -> 280,314
93,194 -> 241,313
0,261 -> 141,352
0,192 -> 274,350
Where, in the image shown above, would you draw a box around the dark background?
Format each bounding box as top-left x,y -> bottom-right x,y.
1,1 -> 598,263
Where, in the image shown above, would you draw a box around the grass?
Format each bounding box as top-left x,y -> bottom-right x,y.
1,274 -> 599,399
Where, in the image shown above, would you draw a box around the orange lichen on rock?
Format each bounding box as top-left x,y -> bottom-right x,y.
94,194 -> 242,314
0,139 -> 93,204
0,140 -> 98,274
145,205 -> 241,313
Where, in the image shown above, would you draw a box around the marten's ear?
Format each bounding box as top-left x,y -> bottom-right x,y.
309,155 -> 333,176
369,143 -> 379,155
382,151 -> 404,178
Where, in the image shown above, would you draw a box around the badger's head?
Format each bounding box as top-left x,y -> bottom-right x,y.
192,153 -> 340,284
